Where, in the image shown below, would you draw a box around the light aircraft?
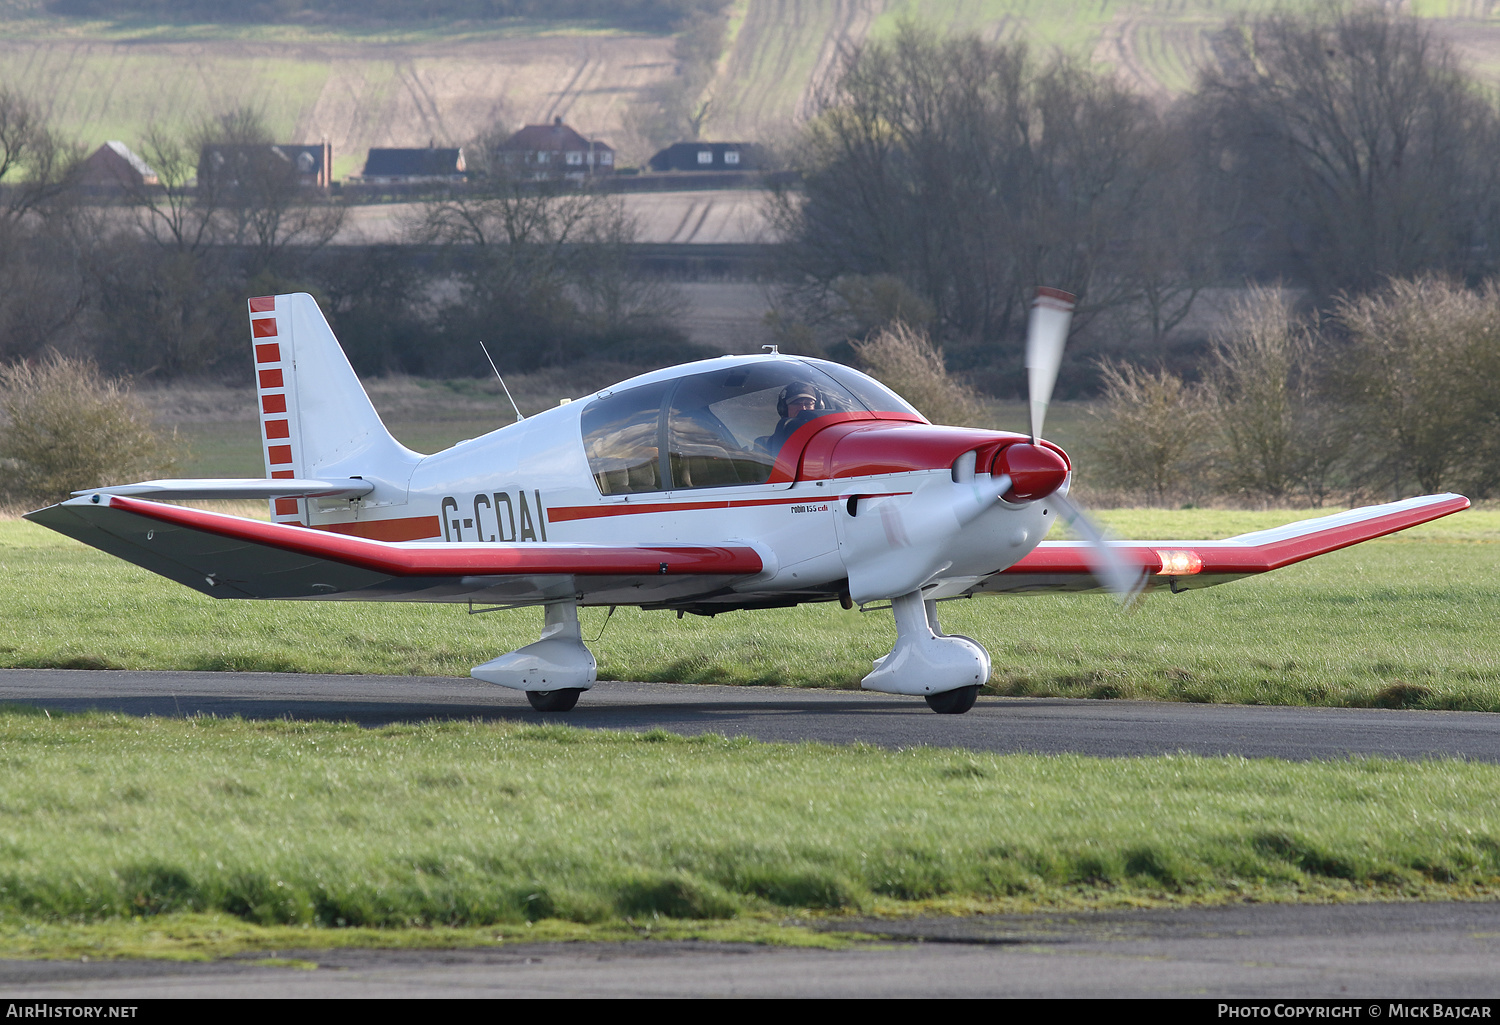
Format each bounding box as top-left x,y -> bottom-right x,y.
26,290 -> 1469,714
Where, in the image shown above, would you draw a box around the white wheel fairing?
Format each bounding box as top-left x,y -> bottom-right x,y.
470,600 -> 597,692
861,591 -> 989,697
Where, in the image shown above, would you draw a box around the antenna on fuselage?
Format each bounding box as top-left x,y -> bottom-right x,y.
479,340 -> 524,423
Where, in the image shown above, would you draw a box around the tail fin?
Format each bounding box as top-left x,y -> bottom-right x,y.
249,293 -> 420,524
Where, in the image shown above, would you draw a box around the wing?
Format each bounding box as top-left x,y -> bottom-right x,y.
977,494 -> 1470,595
25,495 -> 765,606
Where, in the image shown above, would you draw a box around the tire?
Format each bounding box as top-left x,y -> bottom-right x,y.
526,688 -> 583,712
924,685 -> 979,715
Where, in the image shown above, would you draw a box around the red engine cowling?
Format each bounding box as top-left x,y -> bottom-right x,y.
992,442 -> 1069,502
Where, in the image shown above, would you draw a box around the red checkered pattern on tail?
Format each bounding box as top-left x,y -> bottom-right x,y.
248,296 -> 303,524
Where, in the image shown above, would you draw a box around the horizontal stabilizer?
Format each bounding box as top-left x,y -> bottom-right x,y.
979,493 -> 1470,594
75,478 -> 376,501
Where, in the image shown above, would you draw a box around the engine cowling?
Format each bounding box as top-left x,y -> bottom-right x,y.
992,442 -> 1069,502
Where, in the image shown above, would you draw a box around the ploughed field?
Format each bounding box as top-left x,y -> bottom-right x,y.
8,1 -> 1500,172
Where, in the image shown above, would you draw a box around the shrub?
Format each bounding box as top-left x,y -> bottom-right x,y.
0,352 -> 179,505
1206,286 -> 1345,504
851,320 -> 983,427
1333,276 -> 1500,498
1083,360 -> 1210,505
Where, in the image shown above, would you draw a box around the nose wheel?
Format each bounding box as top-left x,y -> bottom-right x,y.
527,689 -> 583,713
861,591 -> 990,713
924,685 -> 979,714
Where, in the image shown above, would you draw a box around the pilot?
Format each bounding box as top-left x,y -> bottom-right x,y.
765,381 -> 824,455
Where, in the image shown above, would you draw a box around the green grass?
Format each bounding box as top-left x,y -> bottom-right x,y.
2,507 -> 1497,709
0,710 -> 1497,960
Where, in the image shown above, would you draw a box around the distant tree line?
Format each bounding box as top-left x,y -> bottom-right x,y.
46,0 -> 727,29
771,8 -> 1500,389
0,102 -> 700,384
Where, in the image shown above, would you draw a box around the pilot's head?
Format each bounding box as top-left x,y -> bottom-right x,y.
777,382 -> 821,419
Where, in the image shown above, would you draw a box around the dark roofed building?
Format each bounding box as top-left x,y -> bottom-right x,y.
359,146 -> 466,184
498,117 -> 613,177
79,141 -> 158,189
199,142 -> 332,189
649,142 -> 769,173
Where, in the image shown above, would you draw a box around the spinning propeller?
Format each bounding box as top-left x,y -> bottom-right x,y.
1019,287 -> 1146,603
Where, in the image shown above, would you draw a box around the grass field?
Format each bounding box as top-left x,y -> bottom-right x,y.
0,709 -> 1497,959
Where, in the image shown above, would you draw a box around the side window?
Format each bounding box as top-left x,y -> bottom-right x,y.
580,382 -> 669,495
665,364 -> 863,489
668,393 -> 775,489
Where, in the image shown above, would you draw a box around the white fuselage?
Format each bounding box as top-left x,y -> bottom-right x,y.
298,356 -> 1061,609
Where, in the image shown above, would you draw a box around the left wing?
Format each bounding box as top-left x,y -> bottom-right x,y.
978,493 -> 1469,594
25,495 -> 765,605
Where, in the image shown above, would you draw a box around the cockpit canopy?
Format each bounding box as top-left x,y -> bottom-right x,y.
580,358 -> 922,495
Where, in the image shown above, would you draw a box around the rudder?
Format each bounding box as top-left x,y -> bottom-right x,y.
248,293 -> 419,524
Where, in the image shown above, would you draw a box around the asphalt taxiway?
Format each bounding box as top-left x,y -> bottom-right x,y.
4,902 -> 1500,997
1,668 -> 1497,762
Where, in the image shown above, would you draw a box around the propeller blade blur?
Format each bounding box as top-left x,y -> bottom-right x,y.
1052,492 -> 1147,604
1026,287 -> 1075,444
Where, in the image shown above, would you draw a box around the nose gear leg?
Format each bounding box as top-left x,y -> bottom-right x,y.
861,590 -> 988,712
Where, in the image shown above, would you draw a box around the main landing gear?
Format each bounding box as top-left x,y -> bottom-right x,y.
860,590 -> 991,714
471,599 -> 596,712
475,592 -> 990,715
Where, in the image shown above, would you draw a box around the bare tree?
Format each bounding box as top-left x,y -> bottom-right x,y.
774,23 -> 1171,357
128,123 -> 221,254
627,6 -> 728,151
0,86 -> 79,225
1191,8 -> 1500,296
196,109 -> 345,272
0,87 -> 89,361
411,170 -> 681,371
1083,361 -> 1212,505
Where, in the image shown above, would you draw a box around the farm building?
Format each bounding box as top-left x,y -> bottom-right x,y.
497,118 -> 613,178
198,142 -> 333,189
648,142 -> 770,172
78,141 -> 158,190
357,146 -> 466,184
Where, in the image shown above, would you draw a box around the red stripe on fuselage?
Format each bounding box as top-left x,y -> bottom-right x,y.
547,492 -> 909,523
313,516 -> 442,542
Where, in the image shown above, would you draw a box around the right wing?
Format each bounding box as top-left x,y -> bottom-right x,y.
977,494 -> 1469,594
